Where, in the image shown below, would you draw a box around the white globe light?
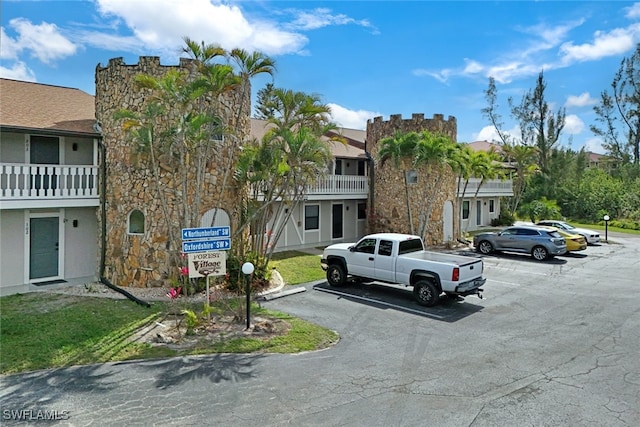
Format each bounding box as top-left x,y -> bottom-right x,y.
604,215 -> 610,221
242,262 -> 255,275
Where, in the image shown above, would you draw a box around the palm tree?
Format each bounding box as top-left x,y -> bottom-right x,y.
413,132 -> 457,238
449,144 -> 473,239
378,131 -> 420,234
181,39 -> 276,229
235,90 -> 335,270
464,149 -> 505,232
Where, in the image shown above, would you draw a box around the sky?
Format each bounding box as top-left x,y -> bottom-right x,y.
2,1 -> 640,154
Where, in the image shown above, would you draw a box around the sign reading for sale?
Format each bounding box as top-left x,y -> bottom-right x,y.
187,251 -> 226,278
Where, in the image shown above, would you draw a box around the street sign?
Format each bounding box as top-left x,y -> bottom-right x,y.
187,251 -> 226,278
181,226 -> 230,241
182,238 -> 231,253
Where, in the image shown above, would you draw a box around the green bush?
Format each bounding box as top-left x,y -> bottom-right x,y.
519,197 -> 561,223
601,219 -> 640,230
491,211 -> 515,226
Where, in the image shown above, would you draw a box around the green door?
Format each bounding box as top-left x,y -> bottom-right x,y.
30,217 -> 59,279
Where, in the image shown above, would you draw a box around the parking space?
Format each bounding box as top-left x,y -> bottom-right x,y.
313,281 -> 484,322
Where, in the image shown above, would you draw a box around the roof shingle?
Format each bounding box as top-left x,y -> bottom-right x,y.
0,78 -> 98,136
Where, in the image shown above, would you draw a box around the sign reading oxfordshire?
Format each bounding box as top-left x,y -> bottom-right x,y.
182,239 -> 231,253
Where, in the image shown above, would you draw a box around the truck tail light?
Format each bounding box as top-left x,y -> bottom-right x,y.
452,267 -> 459,282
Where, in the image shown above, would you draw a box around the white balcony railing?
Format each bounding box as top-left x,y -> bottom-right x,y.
251,174 -> 368,201
458,178 -> 513,197
1,163 -> 99,200
308,175 -> 368,195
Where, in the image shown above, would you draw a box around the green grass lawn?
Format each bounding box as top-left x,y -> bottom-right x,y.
269,250 -> 326,285
0,291 -> 338,374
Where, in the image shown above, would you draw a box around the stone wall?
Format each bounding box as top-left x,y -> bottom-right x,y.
95,56 -> 249,287
366,113 -> 458,246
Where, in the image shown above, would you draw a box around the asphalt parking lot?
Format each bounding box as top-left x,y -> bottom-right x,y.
1,232 -> 638,426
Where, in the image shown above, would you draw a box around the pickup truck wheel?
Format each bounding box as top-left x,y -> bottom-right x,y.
477,240 -> 493,255
326,264 -> 347,287
414,280 -> 440,307
532,246 -> 548,261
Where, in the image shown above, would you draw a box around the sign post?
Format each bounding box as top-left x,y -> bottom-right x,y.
181,226 -> 231,315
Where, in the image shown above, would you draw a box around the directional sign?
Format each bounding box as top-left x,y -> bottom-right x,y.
182,226 -> 230,241
182,238 -> 231,253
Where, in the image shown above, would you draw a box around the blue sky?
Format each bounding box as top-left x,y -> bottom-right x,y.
2,1 -> 640,153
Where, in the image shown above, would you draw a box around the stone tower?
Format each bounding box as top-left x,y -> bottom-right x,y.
95,57 -> 249,287
366,113 -> 458,245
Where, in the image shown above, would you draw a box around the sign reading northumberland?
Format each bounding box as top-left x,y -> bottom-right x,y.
182,238 -> 231,253
182,226 -> 230,240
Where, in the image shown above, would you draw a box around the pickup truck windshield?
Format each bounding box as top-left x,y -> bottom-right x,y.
398,238 -> 424,255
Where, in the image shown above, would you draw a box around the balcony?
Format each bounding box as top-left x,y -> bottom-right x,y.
0,163 -> 99,209
458,178 -> 513,198
252,174 -> 369,201
307,175 -> 368,199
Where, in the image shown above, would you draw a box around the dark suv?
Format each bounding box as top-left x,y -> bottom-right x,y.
473,225 -> 567,261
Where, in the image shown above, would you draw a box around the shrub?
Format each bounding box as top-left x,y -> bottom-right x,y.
491,211 -> 515,226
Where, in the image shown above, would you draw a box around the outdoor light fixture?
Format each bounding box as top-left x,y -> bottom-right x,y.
241,262 -> 255,329
603,215 -> 610,242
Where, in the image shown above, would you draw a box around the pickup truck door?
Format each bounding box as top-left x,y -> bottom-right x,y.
348,237 -> 377,279
374,239 -> 396,282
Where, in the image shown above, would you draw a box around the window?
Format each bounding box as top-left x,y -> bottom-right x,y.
334,160 -> 342,175
305,205 -> 319,230
128,210 -> 145,234
354,238 -> 376,254
398,238 -> 424,255
489,199 -> 495,213
211,117 -> 224,142
378,240 -> 393,256
357,160 -> 365,176
462,201 -> 470,220
357,203 -> 367,220
406,170 -> 418,184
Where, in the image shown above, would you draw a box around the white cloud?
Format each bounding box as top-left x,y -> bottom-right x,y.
2,18 -> 77,64
560,23 -> 640,63
625,3 -> 640,19
0,27 -> 20,60
473,125 -> 520,143
288,8 -> 376,32
583,136 -> 605,153
564,114 -> 585,134
565,92 -> 598,108
328,103 -> 381,130
94,0 -> 309,57
0,61 -> 36,81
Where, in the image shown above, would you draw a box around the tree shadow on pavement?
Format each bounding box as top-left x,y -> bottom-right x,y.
0,364 -> 119,408
129,353 -> 265,390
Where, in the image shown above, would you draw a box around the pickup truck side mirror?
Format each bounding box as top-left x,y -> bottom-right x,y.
348,246 -> 355,252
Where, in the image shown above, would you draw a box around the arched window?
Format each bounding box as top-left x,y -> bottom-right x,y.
200,208 -> 230,229
128,209 -> 145,234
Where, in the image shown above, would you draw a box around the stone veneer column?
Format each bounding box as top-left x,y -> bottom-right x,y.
365,113 -> 458,246
95,56 -> 249,287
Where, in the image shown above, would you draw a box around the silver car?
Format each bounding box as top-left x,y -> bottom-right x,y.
473,225 -> 567,261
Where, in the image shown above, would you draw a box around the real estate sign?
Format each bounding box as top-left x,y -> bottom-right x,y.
187,251 -> 227,279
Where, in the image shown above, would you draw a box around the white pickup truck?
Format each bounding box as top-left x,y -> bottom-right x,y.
321,233 -> 486,306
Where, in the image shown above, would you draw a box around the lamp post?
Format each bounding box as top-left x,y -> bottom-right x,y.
603,215 -> 610,242
241,262 -> 255,329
